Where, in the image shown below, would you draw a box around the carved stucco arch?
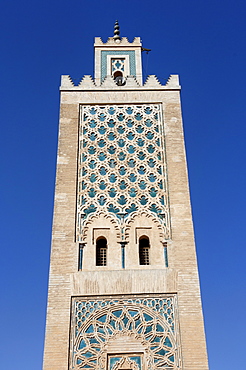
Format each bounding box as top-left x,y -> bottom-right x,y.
125,211 -> 165,242
83,212 -> 121,242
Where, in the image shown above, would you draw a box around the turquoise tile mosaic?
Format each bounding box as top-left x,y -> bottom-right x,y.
101,51 -> 136,82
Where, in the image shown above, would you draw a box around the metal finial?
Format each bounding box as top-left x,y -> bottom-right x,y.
113,20 -> 121,40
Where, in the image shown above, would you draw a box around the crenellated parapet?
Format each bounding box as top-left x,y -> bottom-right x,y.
60,74 -> 181,90
166,74 -> 180,87
61,22 -> 181,91
143,75 -> 162,87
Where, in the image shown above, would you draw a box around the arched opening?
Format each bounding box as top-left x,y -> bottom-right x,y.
139,236 -> 150,265
96,237 -> 107,266
113,71 -> 125,86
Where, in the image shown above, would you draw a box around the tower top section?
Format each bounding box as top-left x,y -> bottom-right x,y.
94,21 -> 143,86
60,21 -> 181,90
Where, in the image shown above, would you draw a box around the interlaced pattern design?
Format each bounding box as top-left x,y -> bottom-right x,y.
111,59 -> 125,73
70,296 -> 181,370
77,104 -> 170,241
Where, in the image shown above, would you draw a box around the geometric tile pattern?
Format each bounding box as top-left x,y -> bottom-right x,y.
101,51 -> 136,82
77,104 -> 170,240
70,295 -> 181,369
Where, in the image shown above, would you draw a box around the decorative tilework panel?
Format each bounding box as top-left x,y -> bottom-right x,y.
101,51 -> 136,81
77,104 -> 170,241
70,295 -> 182,370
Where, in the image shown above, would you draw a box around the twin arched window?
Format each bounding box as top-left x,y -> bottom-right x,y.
95,235 -> 150,266
96,237 -> 107,266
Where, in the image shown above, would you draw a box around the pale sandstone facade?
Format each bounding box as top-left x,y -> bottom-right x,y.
43,31 -> 208,370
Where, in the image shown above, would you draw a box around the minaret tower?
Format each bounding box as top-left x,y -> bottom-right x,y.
43,22 -> 209,370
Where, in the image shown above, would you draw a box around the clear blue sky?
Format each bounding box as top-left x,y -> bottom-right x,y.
0,0 -> 245,368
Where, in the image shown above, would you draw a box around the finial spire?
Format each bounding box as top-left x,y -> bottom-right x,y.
113,20 -> 121,41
